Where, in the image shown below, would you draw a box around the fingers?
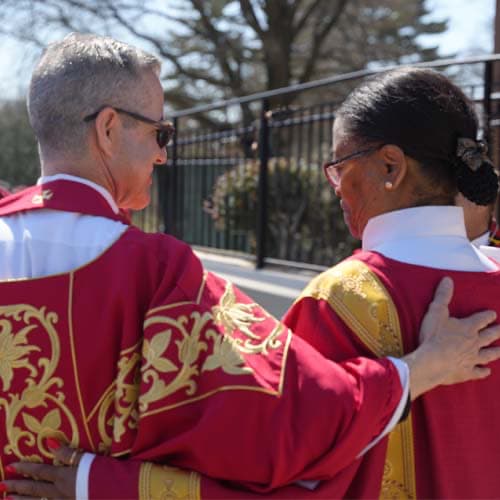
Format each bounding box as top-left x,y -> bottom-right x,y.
3,478 -> 59,499
478,346 -> 500,365
52,444 -> 84,467
478,324 -> 500,347
419,278 -> 455,343
470,366 -> 491,380
461,310 -> 497,332
6,462 -> 58,483
430,276 -> 454,308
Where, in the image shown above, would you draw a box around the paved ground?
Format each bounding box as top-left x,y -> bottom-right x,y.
194,249 -> 320,318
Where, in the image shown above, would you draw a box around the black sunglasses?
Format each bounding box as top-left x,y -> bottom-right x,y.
84,106 -> 175,149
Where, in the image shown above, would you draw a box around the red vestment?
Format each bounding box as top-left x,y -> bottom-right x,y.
284,251 -> 500,499
0,181 -> 403,498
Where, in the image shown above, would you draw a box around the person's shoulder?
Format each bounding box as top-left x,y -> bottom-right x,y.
117,227 -> 204,301
117,226 -> 200,276
120,226 -> 193,256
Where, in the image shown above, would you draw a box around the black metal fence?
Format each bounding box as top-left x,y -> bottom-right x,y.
133,54 -> 500,269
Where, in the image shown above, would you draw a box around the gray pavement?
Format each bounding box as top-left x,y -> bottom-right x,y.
194,249 -> 320,318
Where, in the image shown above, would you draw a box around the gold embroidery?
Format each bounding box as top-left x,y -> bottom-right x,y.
96,348 -> 141,453
380,419 -> 416,499
113,352 -> 141,443
298,261 -> 401,356
139,279 -> 286,414
31,189 -> 53,205
202,331 -> 253,375
143,331 -> 178,374
139,462 -> 201,500
96,388 -> 114,454
298,260 -> 416,499
139,312 -> 210,412
0,316 -> 40,391
212,281 -> 265,340
0,305 -> 79,462
380,459 -> 414,499
212,282 -> 283,355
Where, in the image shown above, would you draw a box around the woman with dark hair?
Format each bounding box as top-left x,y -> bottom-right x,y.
283,67 -> 500,498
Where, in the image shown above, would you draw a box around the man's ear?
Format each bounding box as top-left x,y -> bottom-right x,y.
379,144 -> 407,190
94,108 -> 119,157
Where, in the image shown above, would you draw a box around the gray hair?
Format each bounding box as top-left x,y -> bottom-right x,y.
28,32 -> 161,153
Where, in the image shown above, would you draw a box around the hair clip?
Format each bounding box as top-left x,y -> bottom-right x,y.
456,137 -> 489,172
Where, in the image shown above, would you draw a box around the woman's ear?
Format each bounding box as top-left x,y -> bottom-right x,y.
379,144 -> 407,190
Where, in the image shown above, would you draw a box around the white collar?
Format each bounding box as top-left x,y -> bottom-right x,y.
479,245 -> 500,263
361,206 -> 498,272
37,173 -> 119,214
472,231 -> 490,248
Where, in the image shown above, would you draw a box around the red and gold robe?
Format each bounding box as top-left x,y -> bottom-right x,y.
0,181 -> 403,498
285,251 -> 500,499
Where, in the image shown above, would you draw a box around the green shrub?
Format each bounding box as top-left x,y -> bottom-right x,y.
205,158 -> 359,265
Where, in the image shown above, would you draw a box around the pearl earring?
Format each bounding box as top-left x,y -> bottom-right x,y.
385,181 -> 393,190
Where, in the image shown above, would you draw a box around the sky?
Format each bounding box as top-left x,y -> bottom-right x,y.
0,0 -> 496,101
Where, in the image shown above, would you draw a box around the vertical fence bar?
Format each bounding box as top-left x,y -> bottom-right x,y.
164,116 -> 179,236
483,60 -> 493,147
256,98 -> 270,269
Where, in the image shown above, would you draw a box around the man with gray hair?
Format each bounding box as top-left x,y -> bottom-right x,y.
1,33 -> 499,499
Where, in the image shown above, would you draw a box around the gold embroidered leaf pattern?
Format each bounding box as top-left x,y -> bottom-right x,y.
113,352 -> 141,443
0,304 -> 80,462
138,278 -> 287,413
202,332 -> 253,375
139,312 -> 210,412
42,408 -> 62,431
143,330 -> 178,373
212,282 -> 264,339
20,386 -> 47,409
0,318 -> 40,391
177,332 -> 204,366
22,414 -> 42,434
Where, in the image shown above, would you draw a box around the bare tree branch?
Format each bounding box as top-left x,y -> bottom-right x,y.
293,0 -> 324,36
298,0 -> 349,84
239,0 -> 264,37
189,0 -> 241,89
0,0 -> 448,114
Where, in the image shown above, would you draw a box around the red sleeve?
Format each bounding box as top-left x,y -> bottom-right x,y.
88,239 -> 402,495
283,296 -> 376,361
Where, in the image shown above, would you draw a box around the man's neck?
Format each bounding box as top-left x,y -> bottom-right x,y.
37,173 -> 120,215
41,161 -> 114,198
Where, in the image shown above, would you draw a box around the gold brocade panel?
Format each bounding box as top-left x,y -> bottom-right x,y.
298,259 -> 416,499
139,463 -> 200,500
0,303 -> 80,471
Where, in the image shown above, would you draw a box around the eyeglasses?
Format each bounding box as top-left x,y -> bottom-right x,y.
84,106 -> 175,149
323,146 -> 380,187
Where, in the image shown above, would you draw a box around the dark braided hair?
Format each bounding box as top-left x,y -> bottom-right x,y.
336,67 -> 498,206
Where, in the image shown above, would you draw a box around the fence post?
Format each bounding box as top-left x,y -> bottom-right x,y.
483,60 -> 493,148
164,116 -> 179,236
256,99 -> 270,269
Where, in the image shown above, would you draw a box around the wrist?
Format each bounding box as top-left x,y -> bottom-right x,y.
402,346 -> 441,400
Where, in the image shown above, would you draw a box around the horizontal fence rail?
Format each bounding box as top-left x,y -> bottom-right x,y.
133,55 -> 500,269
